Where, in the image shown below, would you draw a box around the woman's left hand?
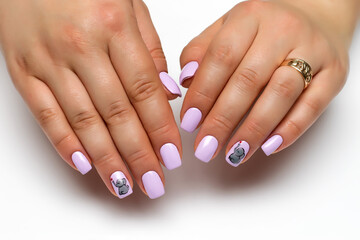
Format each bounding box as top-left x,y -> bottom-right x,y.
178,0 -> 356,166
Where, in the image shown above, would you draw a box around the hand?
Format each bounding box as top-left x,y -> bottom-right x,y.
0,0 -> 183,199
179,0 -> 358,165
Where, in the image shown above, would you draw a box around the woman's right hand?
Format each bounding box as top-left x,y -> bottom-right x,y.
0,0 -> 183,199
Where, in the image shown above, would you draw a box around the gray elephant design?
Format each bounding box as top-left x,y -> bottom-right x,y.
112,178 -> 129,195
228,143 -> 245,164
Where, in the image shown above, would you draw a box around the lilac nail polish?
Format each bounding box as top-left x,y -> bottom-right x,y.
195,135 -> 218,163
160,143 -> 182,170
181,107 -> 202,133
71,151 -> 92,175
142,171 -> 165,199
110,171 -> 133,199
179,61 -> 199,85
261,135 -> 283,156
225,141 -> 250,167
159,72 -> 182,97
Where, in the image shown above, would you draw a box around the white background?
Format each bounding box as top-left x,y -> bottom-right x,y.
0,0 -> 359,239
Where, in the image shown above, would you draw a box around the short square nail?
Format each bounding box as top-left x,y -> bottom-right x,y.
159,72 -> 182,97
160,143 -> 182,170
261,135 -> 283,156
195,135 -> 218,163
110,171 -> 133,199
179,61 -> 199,85
225,141 -> 250,167
142,171 -> 165,199
71,151 -> 92,175
181,107 -> 202,133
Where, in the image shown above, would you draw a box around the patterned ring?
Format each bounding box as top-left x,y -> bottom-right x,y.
281,58 -> 313,89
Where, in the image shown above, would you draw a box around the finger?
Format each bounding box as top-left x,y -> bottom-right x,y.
73,50 -> 171,199
16,76 -> 92,175
180,13 -> 258,133
41,67 -> 134,199
179,16 -> 226,88
193,29 -> 293,162
108,20 -> 182,176
261,67 -> 345,156
133,0 -> 181,99
226,52 -> 322,166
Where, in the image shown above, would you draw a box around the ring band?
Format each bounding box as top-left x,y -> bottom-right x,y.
281,58 -> 313,89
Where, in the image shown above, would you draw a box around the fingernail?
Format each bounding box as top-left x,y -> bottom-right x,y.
179,61 -> 199,85
71,151 -> 92,175
160,143 -> 182,170
159,72 -> 182,97
195,135 -> 218,163
110,171 -> 133,199
181,107 -> 202,133
226,141 -> 250,167
142,171 -> 165,199
261,135 -> 283,156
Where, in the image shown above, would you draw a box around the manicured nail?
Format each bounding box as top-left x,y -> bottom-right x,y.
160,143 -> 182,170
181,107 -> 202,133
71,151 -> 92,175
195,135 -> 218,163
226,141 -> 250,167
159,72 -> 182,97
110,171 -> 133,199
261,135 -> 283,156
179,61 -> 199,85
142,171 -> 165,199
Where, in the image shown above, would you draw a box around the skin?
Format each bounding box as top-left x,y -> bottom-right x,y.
0,0 -> 182,198
180,0 -> 360,164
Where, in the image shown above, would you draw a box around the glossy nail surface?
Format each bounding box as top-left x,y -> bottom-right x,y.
159,72 -> 182,97
160,143 -> 182,170
179,61 -> 199,85
226,141 -> 250,167
71,151 -> 92,175
110,171 -> 133,199
181,107 -> 202,133
142,171 -> 165,199
261,135 -> 283,156
195,135 -> 218,163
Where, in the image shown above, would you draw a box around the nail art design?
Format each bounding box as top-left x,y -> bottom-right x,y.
159,72 -> 182,97
226,141 -> 250,167
179,61 -> 199,85
110,171 -> 133,199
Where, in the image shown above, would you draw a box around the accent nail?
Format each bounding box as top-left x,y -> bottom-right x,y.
110,171 -> 133,199
179,61 -> 199,85
195,135 -> 218,163
225,141 -> 250,167
160,143 -> 182,170
181,107 -> 202,133
71,151 -> 92,175
142,171 -> 165,199
261,135 -> 283,156
159,72 -> 182,97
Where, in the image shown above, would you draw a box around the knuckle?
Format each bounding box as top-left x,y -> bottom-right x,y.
126,147 -> 151,168
147,119 -> 173,138
191,88 -> 214,103
208,43 -> 235,65
210,114 -> 233,132
270,76 -> 299,99
94,152 -> 118,167
104,100 -> 133,126
149,46 -> 166,62
59,25 -> 91,54
70,110 -> 99,131
285,119 -> 303,137
303,98 -> 324,117
37,108 -> 59,126
245,119 -> 266,138
96,3 -> 132,33
128,72 -> 158,103
232,67 -> 260,92
53,134 -> 73,149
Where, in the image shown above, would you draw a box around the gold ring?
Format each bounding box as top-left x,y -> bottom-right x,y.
281,58 -> 313,89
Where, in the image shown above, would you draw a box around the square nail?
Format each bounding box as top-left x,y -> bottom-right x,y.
159,72 -> 182,97
225,141 -> 250,167
261,135 -> 283,156
71,151 -> 92,175
195,135 -> 218,163
181,107 -> 202,133
179,61 -> 199,85
110,171 -> 133,199
160,143 -> 182,170
142,171 -> 165,199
